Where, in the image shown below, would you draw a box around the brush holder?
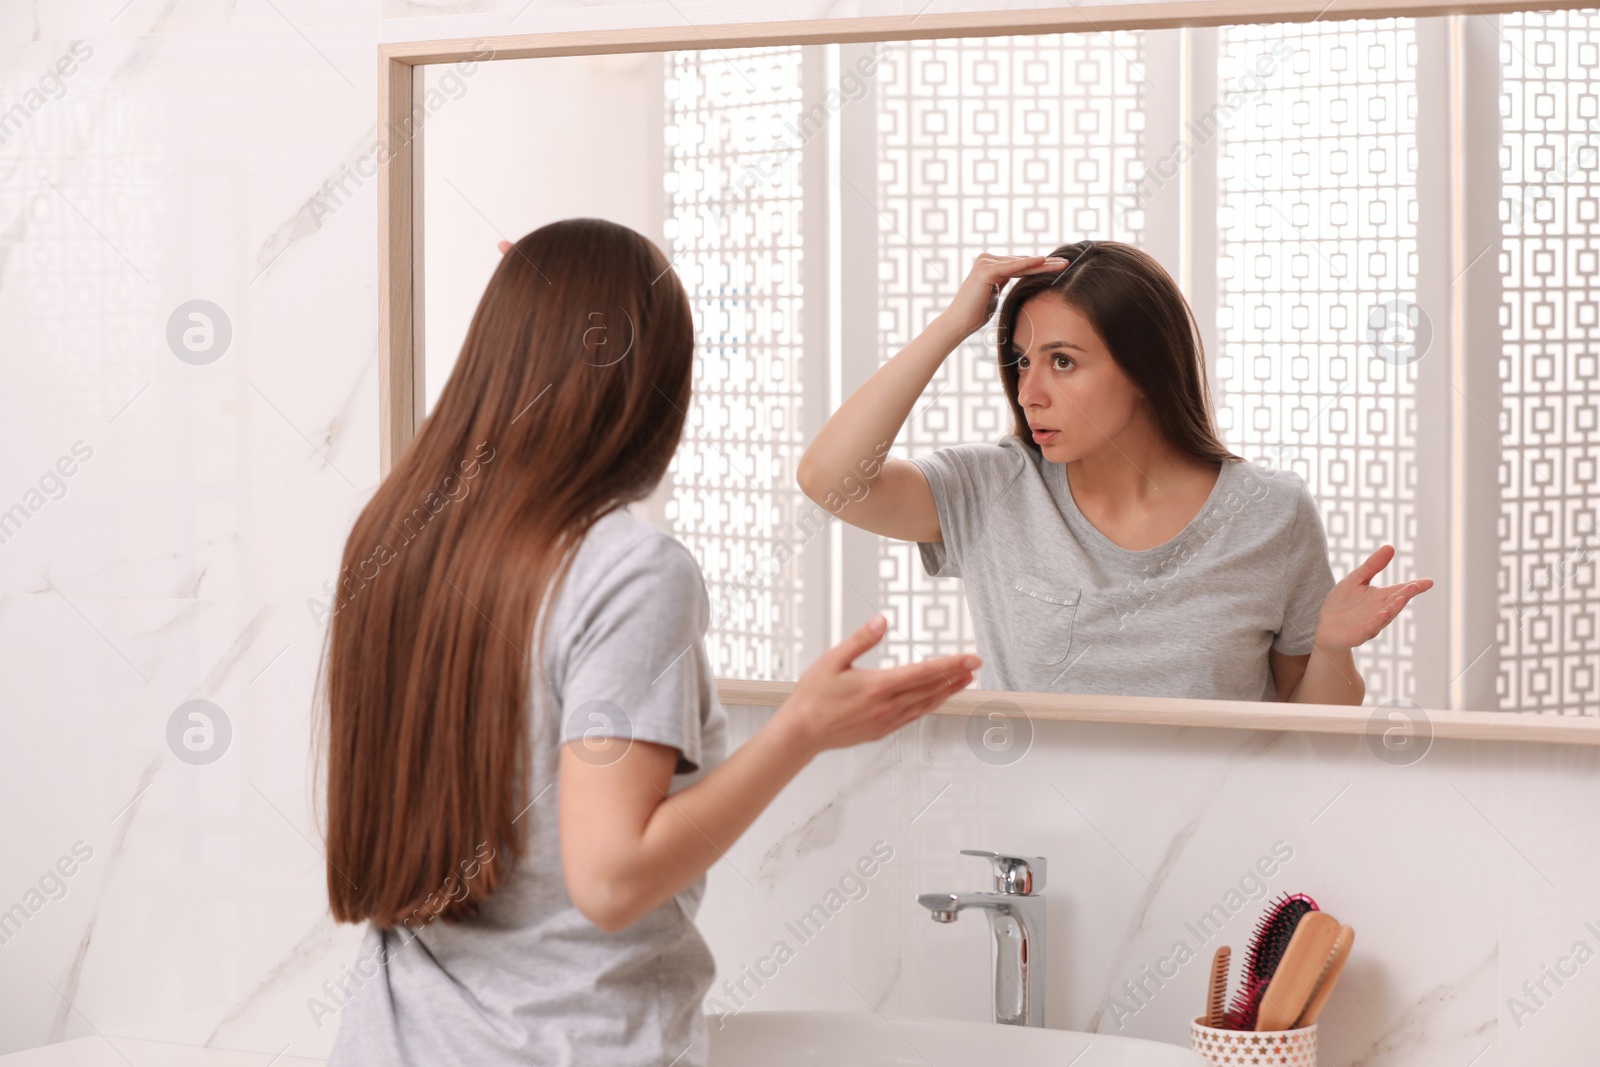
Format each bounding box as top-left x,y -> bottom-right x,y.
1189,1017 -> 1318,1067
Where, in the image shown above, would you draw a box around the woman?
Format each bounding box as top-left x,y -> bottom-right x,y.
797,240 -> 1432,702
318,219 -> 979,1066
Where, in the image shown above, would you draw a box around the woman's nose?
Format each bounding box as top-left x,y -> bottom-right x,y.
1016,366 -> 1043,408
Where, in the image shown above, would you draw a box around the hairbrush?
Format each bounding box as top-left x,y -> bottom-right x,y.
1294,923 -> 1354,1027
1222,892 -> 1318,1030
1255,911 -> 1341,1030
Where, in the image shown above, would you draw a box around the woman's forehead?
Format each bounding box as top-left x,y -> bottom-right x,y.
1009,295 -> 1099,349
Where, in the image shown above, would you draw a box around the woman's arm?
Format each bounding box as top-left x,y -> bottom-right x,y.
559,616 -> 979,933
1275,544 -> 1431,705
1269,646 -> 1361,704
795,254 -> 1067,543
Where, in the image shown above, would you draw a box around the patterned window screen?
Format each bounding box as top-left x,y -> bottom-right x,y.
655,21 -> 1600,715
874,33 -> 1147,666
662,47 -> 808,681
1215,20 -> 1419,703
1498,10 -> 1600,715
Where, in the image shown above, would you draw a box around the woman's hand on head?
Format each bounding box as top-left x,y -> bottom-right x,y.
937,253 -> 1069,342
773,616 -> 980,756
1314,544 -> 1434,652
498,240 -> 512,255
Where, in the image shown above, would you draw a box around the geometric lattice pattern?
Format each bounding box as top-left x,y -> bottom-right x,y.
1215,20 -> 1420,705
1497,10 -> 1600,715
874,32 -> 1146,667
662,47 -> 808,681
650,22 -> 1600,714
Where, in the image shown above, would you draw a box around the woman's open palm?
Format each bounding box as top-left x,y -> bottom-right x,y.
1316,544 -> 1434,651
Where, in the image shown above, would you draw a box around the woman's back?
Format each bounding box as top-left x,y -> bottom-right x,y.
327,507 -> 728,1066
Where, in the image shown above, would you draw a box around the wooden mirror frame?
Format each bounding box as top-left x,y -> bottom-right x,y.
377,0 -> 1600,746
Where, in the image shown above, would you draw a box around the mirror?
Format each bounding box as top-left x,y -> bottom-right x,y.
415,9 -> 1600,717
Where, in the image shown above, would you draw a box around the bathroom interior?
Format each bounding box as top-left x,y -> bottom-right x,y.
5,1 -> 1600,1064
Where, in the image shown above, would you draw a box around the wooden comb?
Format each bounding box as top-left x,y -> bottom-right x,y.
1205,946 -> 1230,1027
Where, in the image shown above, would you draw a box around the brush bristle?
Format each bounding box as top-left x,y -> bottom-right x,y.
1222,973 -> 1272,1030
1244,892 -> 1317,981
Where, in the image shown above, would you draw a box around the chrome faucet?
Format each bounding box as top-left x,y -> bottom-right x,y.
917,849 -> 1047,1027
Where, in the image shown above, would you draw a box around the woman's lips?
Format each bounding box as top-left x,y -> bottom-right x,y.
1032,429 -> 1059,444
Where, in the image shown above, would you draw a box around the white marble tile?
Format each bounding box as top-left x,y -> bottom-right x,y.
0,2 -> 377,45
0,590 -> 350,1056
0,27 -> 384,612
4,1 -> 1600,1064
372,0 -> 1217,47
700,705 -> 909,1019
692,707 -> 1600,1065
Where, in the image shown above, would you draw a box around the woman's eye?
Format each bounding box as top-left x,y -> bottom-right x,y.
1054,355 -> 1074,370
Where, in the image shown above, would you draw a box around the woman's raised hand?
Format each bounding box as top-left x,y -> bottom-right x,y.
774,615 -> 980,756
498,240 -> 512,255
937,253 -> 1069,341
1314,545 -> 1435,652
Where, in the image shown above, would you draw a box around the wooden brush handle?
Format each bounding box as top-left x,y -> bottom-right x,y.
1206,946 -> 1230,1028
1296,924 -> 1354,1027
1256,912 -> 1340,1031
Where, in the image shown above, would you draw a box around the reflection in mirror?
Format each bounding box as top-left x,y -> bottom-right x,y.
421,10 -> 1600,715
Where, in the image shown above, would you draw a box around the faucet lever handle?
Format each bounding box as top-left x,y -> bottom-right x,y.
960,850 -> 1047,895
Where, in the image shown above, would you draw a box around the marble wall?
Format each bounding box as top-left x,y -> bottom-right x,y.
700,708 -> 1600,1065
2,1 -> 1598,1064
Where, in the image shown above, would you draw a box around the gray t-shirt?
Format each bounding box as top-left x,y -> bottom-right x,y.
910,435 -> 1337,699
327,506 -> 728,1067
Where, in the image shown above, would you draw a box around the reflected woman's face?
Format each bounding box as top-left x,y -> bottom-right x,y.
1009,294 -> 1144,464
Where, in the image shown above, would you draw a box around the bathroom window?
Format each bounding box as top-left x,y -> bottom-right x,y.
657,37 -> 1150,681
420,12 -> 1600,714
650,17 -> 1600,713
1497,9 -> 1600,714
662,47 -> 810,682
1214,20 -> 1421,704
872,33 -> 1146,670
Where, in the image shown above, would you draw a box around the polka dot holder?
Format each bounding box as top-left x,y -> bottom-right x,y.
1189,1016 -> 1318,1067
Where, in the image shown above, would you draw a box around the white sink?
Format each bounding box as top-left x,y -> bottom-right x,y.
707,1010 -> 1207,1066
3,1013 -> 1205,1067
0,1038 -> 325,1065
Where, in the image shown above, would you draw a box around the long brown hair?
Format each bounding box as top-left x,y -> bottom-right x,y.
318,218 -> 694,928
996,240 -> 1237,465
